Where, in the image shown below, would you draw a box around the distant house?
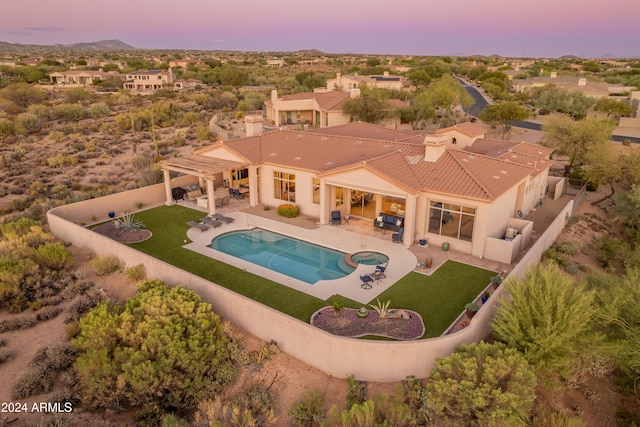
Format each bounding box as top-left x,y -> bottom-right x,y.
49,70 -> 124,86
265,89 -> 410,129
123,70 -> 175,92
173,78 -> 203,90
326,72 -> 410,92
265,90 -> 353,127
266,58 -> 285,67
512,72 -> 634,98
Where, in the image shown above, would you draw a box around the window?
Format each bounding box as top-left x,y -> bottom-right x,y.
273,171 -> 295,202
428,201 -> 475,242
312,178 -> 320,204
335,187 -> 345,206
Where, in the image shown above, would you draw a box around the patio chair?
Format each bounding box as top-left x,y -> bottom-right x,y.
186,220 -> 209,232
200,217 -> 222,228
392,227 -> 404,243
375,265 -> 386,280
360,275 -> 373,289
211,213 -> 234,223
330,211 -> 341,225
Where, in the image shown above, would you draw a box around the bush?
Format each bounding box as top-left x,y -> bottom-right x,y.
125,263 -> 146,283
89,255 -> 121,275
73,280 -> 234,417
277,203 -> 300,218
592,235 -> 629,272
288,388 -> 325,427
12,343 -> 76,399
0,348 -> 13,364
427,341 -> 536,426
33,243 -> 73,270
36,306 -> 62,322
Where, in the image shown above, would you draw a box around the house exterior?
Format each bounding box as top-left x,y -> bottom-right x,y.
326,72 -> 409,92
512,73 -> 634,98
264,90 -> 353,127
173,78 -> 203,90
49,70 -> 124,85
123,70 -> 174,92
161,121 -> 552,262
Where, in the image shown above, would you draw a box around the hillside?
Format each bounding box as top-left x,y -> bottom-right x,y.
0,39 -> 135,54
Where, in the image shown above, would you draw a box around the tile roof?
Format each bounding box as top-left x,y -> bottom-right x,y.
466,139 -> 553,178
269,91 -> 351,111
435,122 -> 487,137
199,125 -> 544,201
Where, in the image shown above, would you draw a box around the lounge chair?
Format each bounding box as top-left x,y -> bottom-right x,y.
200,217 -> 222,228
211,213 -> 234,223
330,211 -> 341,225
360,275 -> 373,289
186,220 -> 209,232
392,227 -> 404,243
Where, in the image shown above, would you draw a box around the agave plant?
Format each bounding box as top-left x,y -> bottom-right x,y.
113,211 -> 145,233
369,298 -> 396,319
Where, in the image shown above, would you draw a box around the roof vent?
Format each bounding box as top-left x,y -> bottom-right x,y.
270,152 -> 278,156
294,156 -> 302,160
355,140 -> 362,145
326,161 -> 334,165
500,170 -> 507,174
492,175 -> 501,179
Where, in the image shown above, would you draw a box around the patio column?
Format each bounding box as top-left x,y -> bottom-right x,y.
403,193 -> 417,246
206,178 -> 216,215
163,169 -> 173,206
248,166 -> 259,207
319,179 -> 328,224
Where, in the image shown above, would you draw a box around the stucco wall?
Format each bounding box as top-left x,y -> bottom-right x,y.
46,191 -> 573,382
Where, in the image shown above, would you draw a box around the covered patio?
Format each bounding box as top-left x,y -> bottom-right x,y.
160,154 -> 256,216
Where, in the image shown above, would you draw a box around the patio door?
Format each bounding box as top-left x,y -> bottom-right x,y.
350,191 -> 376,219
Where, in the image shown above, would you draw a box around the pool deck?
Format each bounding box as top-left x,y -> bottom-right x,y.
184,211 -> 417,304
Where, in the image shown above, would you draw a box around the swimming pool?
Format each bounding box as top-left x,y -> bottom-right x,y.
209,228 -> 355,284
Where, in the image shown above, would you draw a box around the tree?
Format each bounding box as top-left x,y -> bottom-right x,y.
580,140 -> 623,205
593,268 -> 640,376
613,184 -> 640,242
532,86 -> 596,119
0,83 -> 47,109
541,115 -> 615,175
491,264 -> 597,375
219,65 -> 248,87
73,280 -> 235,419
479,101 -> 529,138
405,68 -> 431,89
414,74 -> 472,127
594,97 -> 633,118
427,341 -> 536,427
342,88 -> 395,124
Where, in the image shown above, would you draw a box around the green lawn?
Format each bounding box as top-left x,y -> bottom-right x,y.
127,205 -> 494,338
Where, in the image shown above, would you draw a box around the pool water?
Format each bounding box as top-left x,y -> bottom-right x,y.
209,228 -> 355,284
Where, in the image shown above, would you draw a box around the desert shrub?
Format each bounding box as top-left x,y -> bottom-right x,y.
427,341 -> 536,426
124,263 -> 146,283
557,240 -> 580,256
195,386 -> 277,427
288,388 -> 325,427
0,348 -> 13,364
89,102 -> 111,119
0,315 -> 37,333
33,242 -> 73,270
55,103 -> 86,121
12,343 -> 76,399
346,375 -> 367,409
64,87 -> 92,103
591,235 -> 629,272
15,112 -> 42,134
73,280 -> 234,418
66,289 -> 106,323
89,255 -> 121,275
36,306 -> 62,322
277,203 -> 300,218
47,153 -> 78,168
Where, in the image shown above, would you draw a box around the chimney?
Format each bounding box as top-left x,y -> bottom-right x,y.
244,115 -> 263,137
336,72 -> 341,89
271,90 -> 278,102
578,78 -> 586,86
550,72 -> 557,79
423,135 -> 448,162
383,71 -> 389,77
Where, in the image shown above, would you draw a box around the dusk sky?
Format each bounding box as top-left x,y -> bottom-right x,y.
2,0 -> 639,58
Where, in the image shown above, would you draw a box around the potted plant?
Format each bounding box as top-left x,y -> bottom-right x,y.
332,300 -> 344,317
481,291 -> 490,304
108,211 -> 115,218
490,275 -> 503,290
465,302 -> 479,319
357,307 -> 369,318
425,257 -> 433,268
